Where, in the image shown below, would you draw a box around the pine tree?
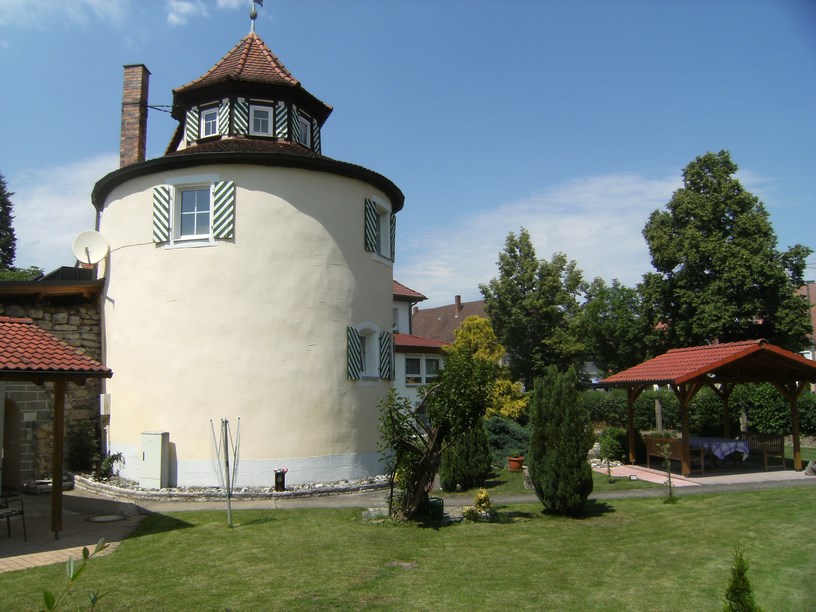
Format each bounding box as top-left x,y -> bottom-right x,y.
439,423 -> 492,491
723,543 -> 763,611
0,172 -> 17,269
529,366 -> 594,516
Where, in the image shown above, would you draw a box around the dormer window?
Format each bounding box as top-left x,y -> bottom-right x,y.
250,105 -> 273,136
296,113 -> 311,148
201,107 -> 219,138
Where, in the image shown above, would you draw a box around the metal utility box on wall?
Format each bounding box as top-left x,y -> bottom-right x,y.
140,431 -> 169,489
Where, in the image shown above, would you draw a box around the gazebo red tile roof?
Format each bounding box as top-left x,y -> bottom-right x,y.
0,317 -> 111,380
599,339 -> 816,387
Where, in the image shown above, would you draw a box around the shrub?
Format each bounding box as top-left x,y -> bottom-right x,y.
66,423 -> 97,473
529,366 -> 594,516
723,543 -> 763,611
484,415 -> 530,467
440,424 -> 492,491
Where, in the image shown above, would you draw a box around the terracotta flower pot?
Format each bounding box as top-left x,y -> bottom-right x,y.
507,456 -> 525,471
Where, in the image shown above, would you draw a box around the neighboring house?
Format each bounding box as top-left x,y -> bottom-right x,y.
392,281 -> 447,404
412,295 -> 486,344
92,32 -> 404,487
797,281 -> 816,360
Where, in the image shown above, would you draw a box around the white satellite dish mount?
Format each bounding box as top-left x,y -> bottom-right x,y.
72,230 -> 110,266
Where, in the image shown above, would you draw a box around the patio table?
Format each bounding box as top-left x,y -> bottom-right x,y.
690,437 -> 749,461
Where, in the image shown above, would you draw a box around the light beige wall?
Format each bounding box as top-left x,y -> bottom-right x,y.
99,164 -> 394,486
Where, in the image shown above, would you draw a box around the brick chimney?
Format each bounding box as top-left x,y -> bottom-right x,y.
120,64 -> 150,168
454,295 -> 462,318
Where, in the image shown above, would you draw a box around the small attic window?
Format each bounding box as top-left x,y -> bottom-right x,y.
201,107 -> 219,138
295,113 -> 311,148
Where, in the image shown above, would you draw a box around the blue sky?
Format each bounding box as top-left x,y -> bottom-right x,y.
1,0 -> 814,307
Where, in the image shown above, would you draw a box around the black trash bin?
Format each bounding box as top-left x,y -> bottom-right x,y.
274,469 -> 286,492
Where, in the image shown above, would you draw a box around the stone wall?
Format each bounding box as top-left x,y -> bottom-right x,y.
0,297 -> 103,484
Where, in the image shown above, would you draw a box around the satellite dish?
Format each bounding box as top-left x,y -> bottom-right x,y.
72,231 -> 109,265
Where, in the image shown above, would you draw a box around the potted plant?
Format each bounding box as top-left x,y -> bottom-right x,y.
507,452 -> 525,471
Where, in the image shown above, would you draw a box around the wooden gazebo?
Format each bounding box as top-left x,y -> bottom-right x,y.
597,340 -> 816,475
0,316 -> 112,537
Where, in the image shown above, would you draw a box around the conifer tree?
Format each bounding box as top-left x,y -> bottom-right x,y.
0,172 -> 17,269
439,423 -> 492,491
723,543 -> 763,611
528,366 -> 594,516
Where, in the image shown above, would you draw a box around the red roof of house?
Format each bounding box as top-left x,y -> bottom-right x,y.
0,317 -> 112,380
600,339 -> 816,387
393,280 -> 427,302
411,299 -> 486,344
394,333 -> 447,353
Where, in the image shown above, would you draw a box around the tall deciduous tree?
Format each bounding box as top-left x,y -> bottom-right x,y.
583,277 -> 649,375
480,228 -> 586,387
642,151 -> 812,351
0,172 -> 17,269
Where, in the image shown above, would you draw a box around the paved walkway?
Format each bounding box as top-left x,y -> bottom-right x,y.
2,466 -> 813,574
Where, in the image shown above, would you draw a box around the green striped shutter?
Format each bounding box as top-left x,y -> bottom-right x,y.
212,181 -> 235,239
379,331 -> 394,380
347,327 -> 363,380
218,100 -> 230,135
312,120 -> 321,154
291,106 -> 301,143
185,107 -> 200,143
234,99 -> 249,135
364,199 -> 377,252
275,102 -> 288,138
152,185 -> 171,243
389,214 -> 396,261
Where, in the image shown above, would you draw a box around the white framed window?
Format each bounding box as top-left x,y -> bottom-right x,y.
364,198 -> 394,262
296,113 -> 311,148
153,177 -> 236,245
405,355 -> 440,386
250,105 -> 273,136
201,107 -> 219,137
177,187 -> 211,239
347,323 -> 393,381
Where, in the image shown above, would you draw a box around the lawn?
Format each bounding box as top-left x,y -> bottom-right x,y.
2,487 -> 814,610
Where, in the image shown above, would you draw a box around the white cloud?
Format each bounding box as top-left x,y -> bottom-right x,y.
8,154 -> 118,272
396,173 -> 682,308
216,0 -> 246,9
166,0 -> 209,26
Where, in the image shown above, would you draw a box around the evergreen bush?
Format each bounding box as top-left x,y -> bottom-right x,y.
723,543 -> 763,611
529,366 -> 594,516
484,415 -> 530,467
439,423 -> 492,491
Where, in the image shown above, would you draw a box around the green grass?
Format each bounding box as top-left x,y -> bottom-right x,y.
440,467 -> 660,498
786,444 -> 816,462
3,487 -> 814,610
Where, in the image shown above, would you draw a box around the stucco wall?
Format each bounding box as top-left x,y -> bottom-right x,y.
99,163 -> 395,486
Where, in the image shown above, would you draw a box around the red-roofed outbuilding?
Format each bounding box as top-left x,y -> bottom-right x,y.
598,339 -> 816,474
0,317 -> 112,536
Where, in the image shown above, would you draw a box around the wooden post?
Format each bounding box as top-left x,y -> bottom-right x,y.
654,398 -> 663,433
627,389 -> 636,464
773,380 -> 807,471
51,380 -> 66,538
672,382 -> 702,477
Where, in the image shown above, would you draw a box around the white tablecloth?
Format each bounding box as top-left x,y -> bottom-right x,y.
690,437 -> 749,460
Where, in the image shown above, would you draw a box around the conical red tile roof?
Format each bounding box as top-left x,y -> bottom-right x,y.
175,32 -> 299,92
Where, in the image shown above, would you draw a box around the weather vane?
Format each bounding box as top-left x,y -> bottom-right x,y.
250,0 -> 264,33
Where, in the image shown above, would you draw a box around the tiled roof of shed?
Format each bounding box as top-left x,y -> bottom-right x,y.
0,317 -> 111,378
600,339 -> 816,387
393,280 -> 427,302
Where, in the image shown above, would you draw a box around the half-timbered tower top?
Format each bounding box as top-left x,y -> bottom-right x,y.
166,32 -> 333,157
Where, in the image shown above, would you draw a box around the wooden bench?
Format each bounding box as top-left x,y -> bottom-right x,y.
738,432 -> 785,471
645,436 -> 705,475
0,493 -> 27,541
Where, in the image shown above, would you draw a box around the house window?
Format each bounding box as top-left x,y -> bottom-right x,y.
296,113 -> 311,148
405,356 -> 440,386
393,308 -> 399,332
201,107 -> 219,137
347,324 -> 392,381
178,188 -> 211,238
250,105 -> 272,135
364,198 -> 393,261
